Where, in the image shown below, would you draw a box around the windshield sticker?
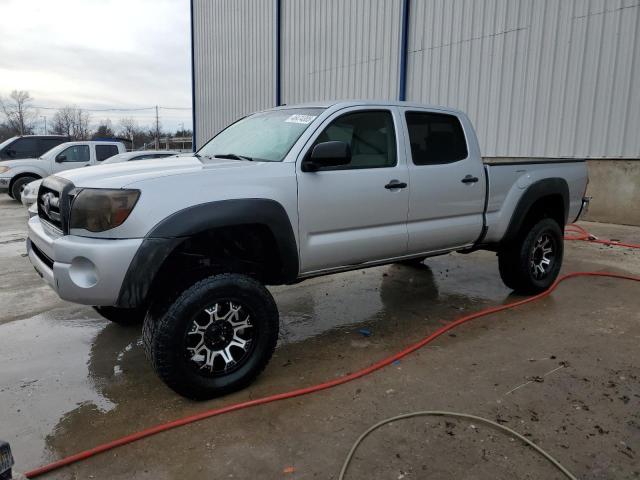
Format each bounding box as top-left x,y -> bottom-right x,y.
285,114 -> 317,124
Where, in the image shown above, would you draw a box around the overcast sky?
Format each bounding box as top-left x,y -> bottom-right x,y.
0,0 -> 192,133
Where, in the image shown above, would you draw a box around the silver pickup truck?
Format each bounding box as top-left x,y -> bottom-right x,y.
26,100 -> 589,399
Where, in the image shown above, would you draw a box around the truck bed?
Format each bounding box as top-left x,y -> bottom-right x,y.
482,159 -> 588,244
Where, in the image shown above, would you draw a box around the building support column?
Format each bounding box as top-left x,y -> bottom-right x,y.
398,0 -> 411,101
275,0 -> 282,106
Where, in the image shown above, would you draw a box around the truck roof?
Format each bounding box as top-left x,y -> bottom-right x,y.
269,99 -> 465,116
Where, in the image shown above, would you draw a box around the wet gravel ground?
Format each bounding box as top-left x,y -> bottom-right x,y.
0,196 -> 639,479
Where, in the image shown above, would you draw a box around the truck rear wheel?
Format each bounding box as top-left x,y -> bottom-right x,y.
498,218 -> 563,294
143,273 -> 279,400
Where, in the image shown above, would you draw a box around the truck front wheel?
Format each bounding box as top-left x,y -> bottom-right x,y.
10,175 -> 38,201
498,218 -> 563,294
143,273 -> 279,400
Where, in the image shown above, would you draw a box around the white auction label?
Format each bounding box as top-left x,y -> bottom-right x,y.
285,114 -> 317,124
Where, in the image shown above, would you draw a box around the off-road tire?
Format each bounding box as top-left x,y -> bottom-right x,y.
498,218 -> 563,294
93,306 -> 146,326
10,176 -> 38,201
143,273 -> 279,400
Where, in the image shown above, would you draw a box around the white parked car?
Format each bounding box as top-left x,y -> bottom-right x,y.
0,140 -> 126,200
20,150 -> 179,207
101,150 -> 179,164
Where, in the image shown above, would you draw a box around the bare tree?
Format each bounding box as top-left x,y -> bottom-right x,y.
51,107 -> 74,137
51,106 -> 91,140
72,109 -> 91,140
118,117 -> 146,149
0,90 -> 36,135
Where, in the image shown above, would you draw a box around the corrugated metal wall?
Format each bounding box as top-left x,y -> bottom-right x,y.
280,0 -> 402,104
192,0 -> 275,148
193,0 -> 640,158
406,0 -> 640,158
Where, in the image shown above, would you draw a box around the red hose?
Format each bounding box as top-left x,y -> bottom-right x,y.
24,228 -> 640,478
564,223 -> 640,249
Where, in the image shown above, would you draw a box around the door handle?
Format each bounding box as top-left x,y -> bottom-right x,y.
461,175 -> 479,184
385,181 -> 407,190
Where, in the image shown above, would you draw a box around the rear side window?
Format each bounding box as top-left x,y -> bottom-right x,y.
312,110 -> 397,170
38,138 -> 65,156
10,138 -> 39,158
405,112 -> 468,165
96,144 -> 120,161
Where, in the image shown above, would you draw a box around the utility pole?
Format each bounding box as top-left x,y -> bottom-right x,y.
41,116 -> 47,134
154,105 -> 160,150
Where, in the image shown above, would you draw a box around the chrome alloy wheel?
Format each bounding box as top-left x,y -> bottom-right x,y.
530,233 -> 556,280
185,301 -> 255,375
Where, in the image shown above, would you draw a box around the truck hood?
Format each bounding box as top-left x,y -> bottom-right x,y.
54,155 -> 266,189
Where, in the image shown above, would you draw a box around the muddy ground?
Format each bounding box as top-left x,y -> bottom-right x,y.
0,196 -> 638,479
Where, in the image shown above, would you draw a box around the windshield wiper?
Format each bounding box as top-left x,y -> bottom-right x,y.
213,153 -> 254,161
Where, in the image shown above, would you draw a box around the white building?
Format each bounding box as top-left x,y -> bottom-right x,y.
191,0 -> 640,225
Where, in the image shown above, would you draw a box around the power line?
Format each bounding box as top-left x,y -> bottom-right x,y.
31,105 -> 191,112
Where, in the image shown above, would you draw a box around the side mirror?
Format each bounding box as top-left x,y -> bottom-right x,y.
303,141 -> 351,172
4,148 -> 15,157
55,154 -> 66,163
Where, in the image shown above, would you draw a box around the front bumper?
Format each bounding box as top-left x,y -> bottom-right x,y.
21,190 -> 36,208
27,216 -> 143,306
0,177 -> 9,194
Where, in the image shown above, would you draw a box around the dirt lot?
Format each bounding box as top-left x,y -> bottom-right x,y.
1,196 -> 639,479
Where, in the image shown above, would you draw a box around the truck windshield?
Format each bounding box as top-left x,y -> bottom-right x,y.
197,108 -> 324,162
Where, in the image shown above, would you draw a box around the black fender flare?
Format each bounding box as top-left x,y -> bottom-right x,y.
501,178 -> 569,245
116,199 -> 299,308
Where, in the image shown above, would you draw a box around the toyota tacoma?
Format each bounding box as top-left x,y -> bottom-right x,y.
26,101 -> 589,399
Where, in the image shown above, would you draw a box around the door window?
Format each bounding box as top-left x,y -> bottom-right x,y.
37,138 -> 65,156
57,145 -> 90,162
10,138 -> 39,158
311,110 -> 396,170
405,112 -> 468,165
95,144 -> 119,161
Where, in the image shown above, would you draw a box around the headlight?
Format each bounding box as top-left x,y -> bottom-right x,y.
69,189 -> 140,232
0,166 -> 10,174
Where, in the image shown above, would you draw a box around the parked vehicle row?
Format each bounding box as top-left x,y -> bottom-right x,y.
0,140 -> 125,199
24,100 -> 590,400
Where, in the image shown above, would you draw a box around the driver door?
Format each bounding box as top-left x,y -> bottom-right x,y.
51,144 -> 92,174
296,107 -> 410,273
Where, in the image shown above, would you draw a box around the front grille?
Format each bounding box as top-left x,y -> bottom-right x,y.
37,177 -> 75,234
38,185 -> 62,230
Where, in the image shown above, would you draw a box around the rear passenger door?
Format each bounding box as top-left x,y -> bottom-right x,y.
297,107 -> 409,273
401,109 -> 485,253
